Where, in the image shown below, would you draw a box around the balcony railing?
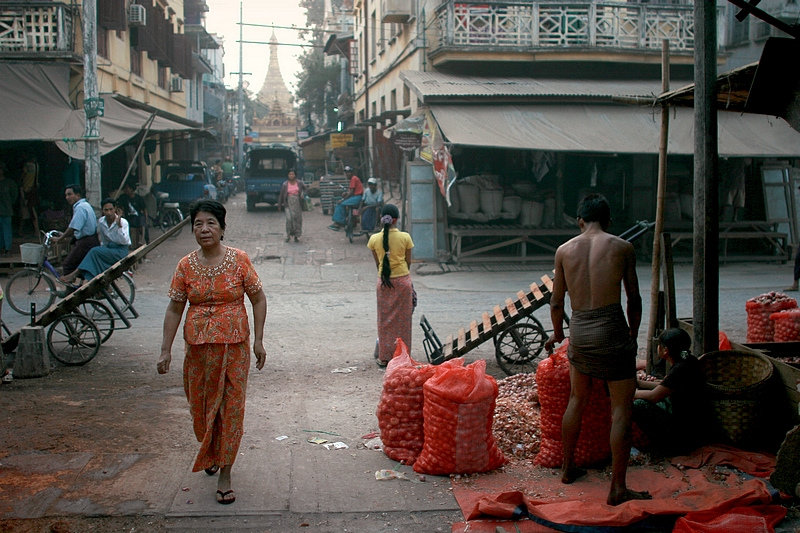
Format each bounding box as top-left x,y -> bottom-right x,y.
432,1 -> 694,54
0,2 -> 76,55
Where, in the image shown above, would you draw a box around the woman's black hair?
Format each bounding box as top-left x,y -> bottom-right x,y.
101,197 -> 116,207
657,328 -> 692,360
190,200 -> 226,235
576,193 -> 611,228
379,204 -> 400,288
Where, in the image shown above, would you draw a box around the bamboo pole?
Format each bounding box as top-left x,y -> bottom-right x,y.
646,40 -> 671,374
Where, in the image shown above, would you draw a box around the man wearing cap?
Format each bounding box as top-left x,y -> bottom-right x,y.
361,178 -> 383,231
329,166 -> 364,230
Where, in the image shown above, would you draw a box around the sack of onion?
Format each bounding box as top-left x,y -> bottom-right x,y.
746,292 -> 797,343
376,339 -> 438,464
770,308 -> 800,342
533,340 -> 612,468
413,359 -> 506,475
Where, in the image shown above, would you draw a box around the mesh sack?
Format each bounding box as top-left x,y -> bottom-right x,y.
376,339 -> 437,465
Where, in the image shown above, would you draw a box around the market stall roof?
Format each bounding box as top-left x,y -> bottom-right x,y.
400,71 -> 674,104
55,95 -> 195,159
0,62 -> 73,141
428,103 -> 800,157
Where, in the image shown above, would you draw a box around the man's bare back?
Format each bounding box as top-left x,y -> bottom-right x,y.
557,227 -> 634,312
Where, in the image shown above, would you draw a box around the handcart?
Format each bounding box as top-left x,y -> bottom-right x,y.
420,220 -> 654,375
2,219 -> 188,366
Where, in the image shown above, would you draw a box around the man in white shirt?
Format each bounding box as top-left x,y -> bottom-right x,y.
61,197 -> 131,286
361,178 -> 383,231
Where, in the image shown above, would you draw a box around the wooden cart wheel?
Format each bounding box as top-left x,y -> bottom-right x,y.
47,314 -> 101,366
494,317 -> 547,375
77,299 -> 115,344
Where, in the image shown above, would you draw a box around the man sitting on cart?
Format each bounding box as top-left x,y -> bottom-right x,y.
360,177 -> 383,232
60,197 -> 131,287
328,166 -> 363,231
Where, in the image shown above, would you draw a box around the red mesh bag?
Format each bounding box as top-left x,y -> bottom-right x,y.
746,292 -> 797,343
413,359 -> 506,475
376,339 -> 438,465
533,340 -> 612,468
718,331 -> 732,351
770,308 -> 800,342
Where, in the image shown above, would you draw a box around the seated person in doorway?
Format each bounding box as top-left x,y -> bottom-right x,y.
329,166 -> 363,230
360,177 -> 383,231
633,328 -> 710,456
53,184 -> 100,276
61,198 -> 130,287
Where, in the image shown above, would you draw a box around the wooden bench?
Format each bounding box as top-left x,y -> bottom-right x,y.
446,224 -> 578,263
667,221 -> 788,263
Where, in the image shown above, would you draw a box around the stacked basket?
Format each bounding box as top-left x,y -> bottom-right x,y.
699,350 -> 775,447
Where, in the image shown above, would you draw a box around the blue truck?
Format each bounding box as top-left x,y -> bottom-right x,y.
153,160 -> 217,212
244,145 -> 301,211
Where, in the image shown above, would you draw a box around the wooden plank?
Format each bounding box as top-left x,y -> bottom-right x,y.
493,305 -> 505,330
505,298 -> 519,318
481,312 -> 492,338
517,290 -> 532,310
443,335 -> 453,359
469,320 -> 479,344
531,282 -> 545,301
541,275 -> 554,291
457,328 -> 467,352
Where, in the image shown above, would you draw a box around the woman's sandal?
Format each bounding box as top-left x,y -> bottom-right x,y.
204,465 -> 219,475
216,489 -> 235,504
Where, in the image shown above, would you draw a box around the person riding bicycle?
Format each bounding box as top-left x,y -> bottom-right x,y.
360,178 -> 383,232
328,166 -> 363,231
53,184 -> 99,276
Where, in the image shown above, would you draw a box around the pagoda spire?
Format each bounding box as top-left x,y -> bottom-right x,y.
256,31 -> 294,116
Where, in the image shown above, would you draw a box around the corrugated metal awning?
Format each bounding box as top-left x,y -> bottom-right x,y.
429,104 -> 800,157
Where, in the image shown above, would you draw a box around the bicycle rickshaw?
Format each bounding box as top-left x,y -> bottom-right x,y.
345,201 -> 382,243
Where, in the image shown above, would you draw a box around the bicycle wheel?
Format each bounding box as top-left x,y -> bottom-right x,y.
77,299 -> 115,344
107,272 -> 136,314
47,314 -> 100,366
345,210 -> 355,243
5,269 -> 57,315
160,209 -> 184,238
494,317 -> 547,376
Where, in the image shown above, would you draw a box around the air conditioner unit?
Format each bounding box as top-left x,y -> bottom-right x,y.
128,4 -> 146,27
169,76 -> 183,93
382,0 -> 414,23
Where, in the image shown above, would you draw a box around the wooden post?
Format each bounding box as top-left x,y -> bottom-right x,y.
646,40 -> 671,373
693,0 -> 720,355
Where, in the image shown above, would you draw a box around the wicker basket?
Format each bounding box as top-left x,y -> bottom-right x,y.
699,350 -> 775,446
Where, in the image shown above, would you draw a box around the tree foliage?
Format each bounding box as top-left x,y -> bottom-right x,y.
296,0 -> 343,132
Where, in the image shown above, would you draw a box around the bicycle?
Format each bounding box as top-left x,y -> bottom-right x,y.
4,230 -> 136,316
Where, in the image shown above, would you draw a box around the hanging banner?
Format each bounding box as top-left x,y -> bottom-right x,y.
420,110 -> 456,203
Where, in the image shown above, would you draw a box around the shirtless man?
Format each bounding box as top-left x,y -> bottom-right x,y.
544,193 -> 651,506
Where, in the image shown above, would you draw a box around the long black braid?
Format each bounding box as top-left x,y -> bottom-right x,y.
379,204 -> 400,288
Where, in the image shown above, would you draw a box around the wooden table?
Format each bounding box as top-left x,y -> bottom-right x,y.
446,224 -> 578,263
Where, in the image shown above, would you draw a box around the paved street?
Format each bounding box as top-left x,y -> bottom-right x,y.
0,193 -> 795,531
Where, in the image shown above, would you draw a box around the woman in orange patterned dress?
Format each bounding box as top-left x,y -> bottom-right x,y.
157,200 -> 266,505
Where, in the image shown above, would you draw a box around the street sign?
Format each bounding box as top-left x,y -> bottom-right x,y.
331,133 -> 353,148
393,131 -> 421,151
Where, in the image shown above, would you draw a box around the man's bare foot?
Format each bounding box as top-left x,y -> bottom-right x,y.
561,467 -> 587,484
607,488 -> 652,506
784,284 -> 798,292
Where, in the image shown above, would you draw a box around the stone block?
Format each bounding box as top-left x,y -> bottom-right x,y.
14,326 -> 49,378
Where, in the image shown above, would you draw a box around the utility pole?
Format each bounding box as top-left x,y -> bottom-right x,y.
236,1 -> 245,171
83,0 -> 102,208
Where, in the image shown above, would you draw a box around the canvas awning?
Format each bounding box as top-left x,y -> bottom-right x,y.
429,104 -> 800,157
0,63 -> 73,141
55,95 -> 194,159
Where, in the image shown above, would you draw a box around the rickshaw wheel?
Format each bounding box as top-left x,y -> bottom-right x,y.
494,317 -> 547,375
77,299 -> 115,344
48,314 -> 101,366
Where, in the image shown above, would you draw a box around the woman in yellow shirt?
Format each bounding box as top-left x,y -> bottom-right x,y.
367,204 -> 414,367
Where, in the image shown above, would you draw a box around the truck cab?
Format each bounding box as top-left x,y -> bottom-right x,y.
244,145 -> 298,211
